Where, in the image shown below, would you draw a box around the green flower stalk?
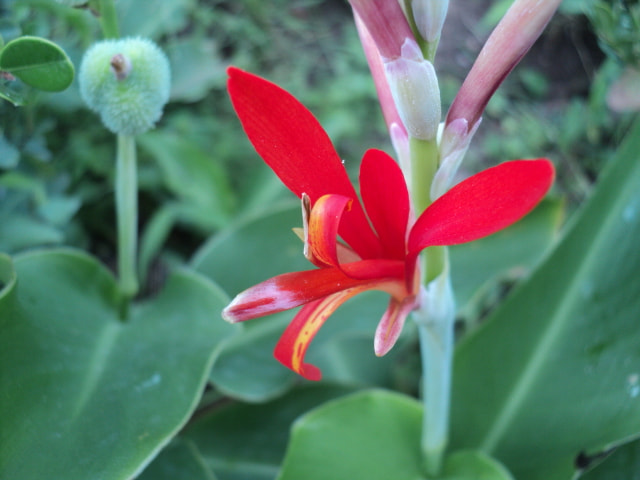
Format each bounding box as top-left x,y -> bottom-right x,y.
79,37 -> 171,301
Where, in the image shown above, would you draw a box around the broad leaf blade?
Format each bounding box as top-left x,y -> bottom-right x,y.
579,437 -> 640,479
277,390 -> 423,480
451,119 -> 640,479
138,439 -> 218,480
0,249 -> 237,480
183,384 -> 354,480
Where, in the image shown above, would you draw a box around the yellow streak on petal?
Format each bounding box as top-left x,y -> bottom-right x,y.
290,288 -> 359,374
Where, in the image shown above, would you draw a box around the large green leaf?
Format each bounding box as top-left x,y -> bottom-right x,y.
118,0 -> 196,38
139,129 -> 235,230
138,438 -> 218,480
579,437 -> 640,479
450,119 -> 640,479
450,198 -> 563,315
278,389 -> 514,480
0,249 -> 237,479
277,390 -> 423,480
183,384 -> 355,480
192,202 -> 307,297
167,37 -> 225,102
0,36 -> 74,92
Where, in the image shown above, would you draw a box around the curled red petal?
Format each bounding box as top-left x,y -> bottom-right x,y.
222,260 -> 405,323
308,194 -> 352,267
227,67 -> 381,259
408,159 -> 554,254
360,149 -> 410,260
274,287 -> 371,381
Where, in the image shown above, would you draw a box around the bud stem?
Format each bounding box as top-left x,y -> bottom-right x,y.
116,134 -> 139,301
409,136 -> 439,214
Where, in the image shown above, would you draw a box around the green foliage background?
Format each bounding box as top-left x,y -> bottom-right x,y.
1,0 -> 639,479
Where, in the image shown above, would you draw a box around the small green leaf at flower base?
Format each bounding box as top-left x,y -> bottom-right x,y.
0,36 -> 74,92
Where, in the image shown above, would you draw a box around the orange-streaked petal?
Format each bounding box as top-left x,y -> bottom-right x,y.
360,149 -> 410,260
308,194 -> 352,267
222,260 -> 406,323
274,287 -> 370,381
374,295 -> 418,356
227,67 -> 382,259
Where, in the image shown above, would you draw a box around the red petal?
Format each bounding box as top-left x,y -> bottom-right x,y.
222,260 -> 405,323
308,194 -> 352,267
227,67 -> 381,259
360,149 -> 410,259
374,296 -> 417,356
273,287 -> 369,381
408,159 -> 554,254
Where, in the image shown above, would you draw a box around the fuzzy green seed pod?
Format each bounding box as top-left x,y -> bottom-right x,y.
79,37 -> 171,135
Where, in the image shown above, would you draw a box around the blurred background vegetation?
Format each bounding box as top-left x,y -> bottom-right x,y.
0,0 -> 638,279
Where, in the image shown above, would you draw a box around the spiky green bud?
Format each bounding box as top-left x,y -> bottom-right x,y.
79,37 -> 170,135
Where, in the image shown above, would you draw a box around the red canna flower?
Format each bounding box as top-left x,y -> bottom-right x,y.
222,67 -> 554,381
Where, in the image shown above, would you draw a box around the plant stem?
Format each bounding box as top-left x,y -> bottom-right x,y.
416,286 -> 454,477
98,0 -> 119,39
116,134 -> 139,300
409,136 -> 439,214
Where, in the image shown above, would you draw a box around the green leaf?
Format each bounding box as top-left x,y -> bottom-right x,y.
450,118 -> 640,479
183,384 -> 354,480
442,451 -> 514,480
277,390 -> 423,480
167,37 -> 225,102
0,134 -> 19,168
0,253 -> 16,298
0,74 -> 33,105
0,214 -> 65,252
117,0 -> 196,38
579,437 -> 640,479
139,129 -> 235,231
208,312 -> 297,403
138,438 -> 218,480
0,249 -> 238,480
0,36 -> 74,92
450,198 -> 563,315
192,202 -> 308,297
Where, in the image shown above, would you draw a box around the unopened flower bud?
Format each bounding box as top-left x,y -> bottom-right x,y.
79,37 -> 170,135
384,38 -> 441,141
430,117 -> 481,199
412,0 -> 449,43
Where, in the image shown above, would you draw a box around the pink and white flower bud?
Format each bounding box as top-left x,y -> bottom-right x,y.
349,0 -> 415,58
447,0 -> 561,127
412,0 -> 449,43
384,39 -> 441,141
390,122 -> 411,180
431,117 -> 481,199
